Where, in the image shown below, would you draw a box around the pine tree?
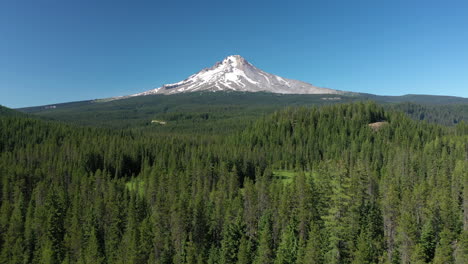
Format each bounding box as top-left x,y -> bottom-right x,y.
352,231 -> 373,264
420,221 -> 436,262
301,221 -> 323,264
236,236 -> 253,264
409,244 -> 426,264
254,214 -> 273,264
220,217 -> 244,264
0,191 -> 25,264
137,217 -> 153,264
45,188 -> 66,263
454,230 -> 468,264
83,227 -> 104,264
323,162 -> 351,264
23,199 -> 36,264
274,221 -> 298,264
39,240 -> 55,264
433,228 -> 454,264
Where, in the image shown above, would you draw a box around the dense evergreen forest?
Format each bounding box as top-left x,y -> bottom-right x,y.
1,102 -> 468,263
18,92 -> 468,130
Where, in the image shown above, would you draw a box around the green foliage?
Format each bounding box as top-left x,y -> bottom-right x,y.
272,170 -> 295,183
275,221 -> 299,264
433,228 -> 455,264
388,101 -> 468,125
0,105 -> 22,117
236,236 -> 253,264
18,92 -> 468,132
221,218 -> 245,264
454,230 -> 468,264
254,214 -> 273,264
420,221 -> 436,262
302,222 -> 324,264
1,101 -> 467,264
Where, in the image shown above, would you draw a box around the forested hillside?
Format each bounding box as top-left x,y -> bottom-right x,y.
389,103 -> 468,126
16,92 -> 468,131
0,106 -> 25,117
1,102 -> 467,263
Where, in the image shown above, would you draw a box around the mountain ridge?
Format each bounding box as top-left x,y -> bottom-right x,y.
129,55 -> 343,96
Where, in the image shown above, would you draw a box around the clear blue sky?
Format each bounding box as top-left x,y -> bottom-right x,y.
1,0 -> 467,108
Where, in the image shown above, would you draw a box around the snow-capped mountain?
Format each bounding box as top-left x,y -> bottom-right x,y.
132,55 -> 342,96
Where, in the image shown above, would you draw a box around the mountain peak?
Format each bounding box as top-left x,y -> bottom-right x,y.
131,55 -> 343,96
221,55 -> 248,67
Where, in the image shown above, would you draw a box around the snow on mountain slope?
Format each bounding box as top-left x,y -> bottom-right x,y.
132,55 -> 342,96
